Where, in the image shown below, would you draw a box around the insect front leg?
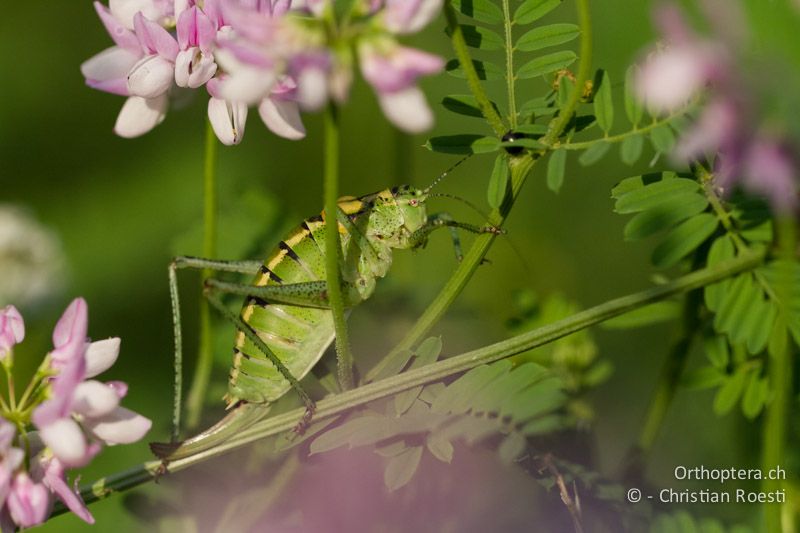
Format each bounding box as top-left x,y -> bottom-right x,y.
168,257 -> 263,442
409,213 -> 504,262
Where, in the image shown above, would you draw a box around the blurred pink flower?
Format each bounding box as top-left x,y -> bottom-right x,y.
636,1 -> 798,212
359,41 -> 443,133
6,474 -> 48,529
0,307 -> 24,360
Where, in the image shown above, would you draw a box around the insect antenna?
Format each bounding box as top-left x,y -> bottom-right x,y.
423,155 -> 472,193
428,192 -> 490,223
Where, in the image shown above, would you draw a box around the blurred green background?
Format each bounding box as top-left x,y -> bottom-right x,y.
0,1 -> 773,531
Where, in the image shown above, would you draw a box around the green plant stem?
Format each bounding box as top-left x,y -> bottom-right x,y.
762,216 -> 796,532
55,249 -> 763,515
557,113 -> 681,150
443,1 -> 506,136
546,0 -> 592,142
501,0 -> 517,128
185,120 -> 218,430
323,102 -> 354,390
378,0 -> 592,369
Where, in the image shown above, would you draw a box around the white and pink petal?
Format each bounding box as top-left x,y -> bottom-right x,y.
114,95 -> 169,138
84,338 -> 120,378
85,407 -> 152,445
207,97 -> 248,145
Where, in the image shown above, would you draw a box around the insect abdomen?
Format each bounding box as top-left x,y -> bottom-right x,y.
228,217 -> 335,405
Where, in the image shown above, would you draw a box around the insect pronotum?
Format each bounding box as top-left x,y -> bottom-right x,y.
151,166 -> 499,462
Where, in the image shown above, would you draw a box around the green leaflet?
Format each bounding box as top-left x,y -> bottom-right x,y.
441,94 -> 499,118
650,123 -> 677,153
516,23 -> 580,51
394,337 -> 443,415
431,360 -> 512,414
425,134 -> 500,154
451,0 -> 504,24
713,367 -> 748,415
383,445 -> 423,491
487,155 -> 510,209
546,148 -> 567,193
703,332 -> 730,369
651,213 -> 719,268
516,50 -> 577,79
741,371 -> 769,419
514,0 -> 561,25
624,65 -> 644,127
578,141 -> 610,166
447,24 -> 505,50
309,359 -> 569,490
620,133 -> 644,165
498,433 -> 527,464
593,69 -> 614,133
613,176 -> 700,214
446,58 -> 503,80
519,95 -> 557,120
623,194 -> 709,241
681,366 -> 726,390
704,236 -> 736,312
425,434 -> 454,463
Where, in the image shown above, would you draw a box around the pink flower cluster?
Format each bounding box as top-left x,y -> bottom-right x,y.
82,0 -> 445,145
0,301 -> 150,529
635,1 -> 798,213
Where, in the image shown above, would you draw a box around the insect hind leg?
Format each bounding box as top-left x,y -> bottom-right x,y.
168,257 -> 263,443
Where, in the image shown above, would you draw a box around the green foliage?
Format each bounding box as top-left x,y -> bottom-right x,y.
487,154 -> 510,208
445,58 -> 503,80
593,69 -> 613,134
612,172 -> 717,268
514,0 -> 561,24
610,169 -> 798,420
425,134 -> 500,154
650,511 -> 754,533
516,50 -> 578,79
506,291 -> 611,398
546,148 -> 567,192
309,338 -> 570,490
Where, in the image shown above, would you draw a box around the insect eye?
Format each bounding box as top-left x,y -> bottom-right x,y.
409,199 -> 418,206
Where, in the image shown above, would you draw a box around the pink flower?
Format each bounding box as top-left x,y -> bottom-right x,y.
6,474 -> 49,529
0,422 -> 24,506
175,6 -> 219,88
381,0 -> 443,34
108,0 -> 173,29
359,41 -> 444,132
37,456 -> 94,524
81,2 -> 170,138
127,12 -> 179,98
0,307 -> 24,360
636,1 -> 798,212
33,298 -> 151,468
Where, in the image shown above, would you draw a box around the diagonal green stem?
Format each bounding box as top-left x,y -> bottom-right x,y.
378,0 -> 592,367
444,1 -> 506,137
54,249 -> 763,516
323,103 -> 354,390
185,120 -> 218,430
